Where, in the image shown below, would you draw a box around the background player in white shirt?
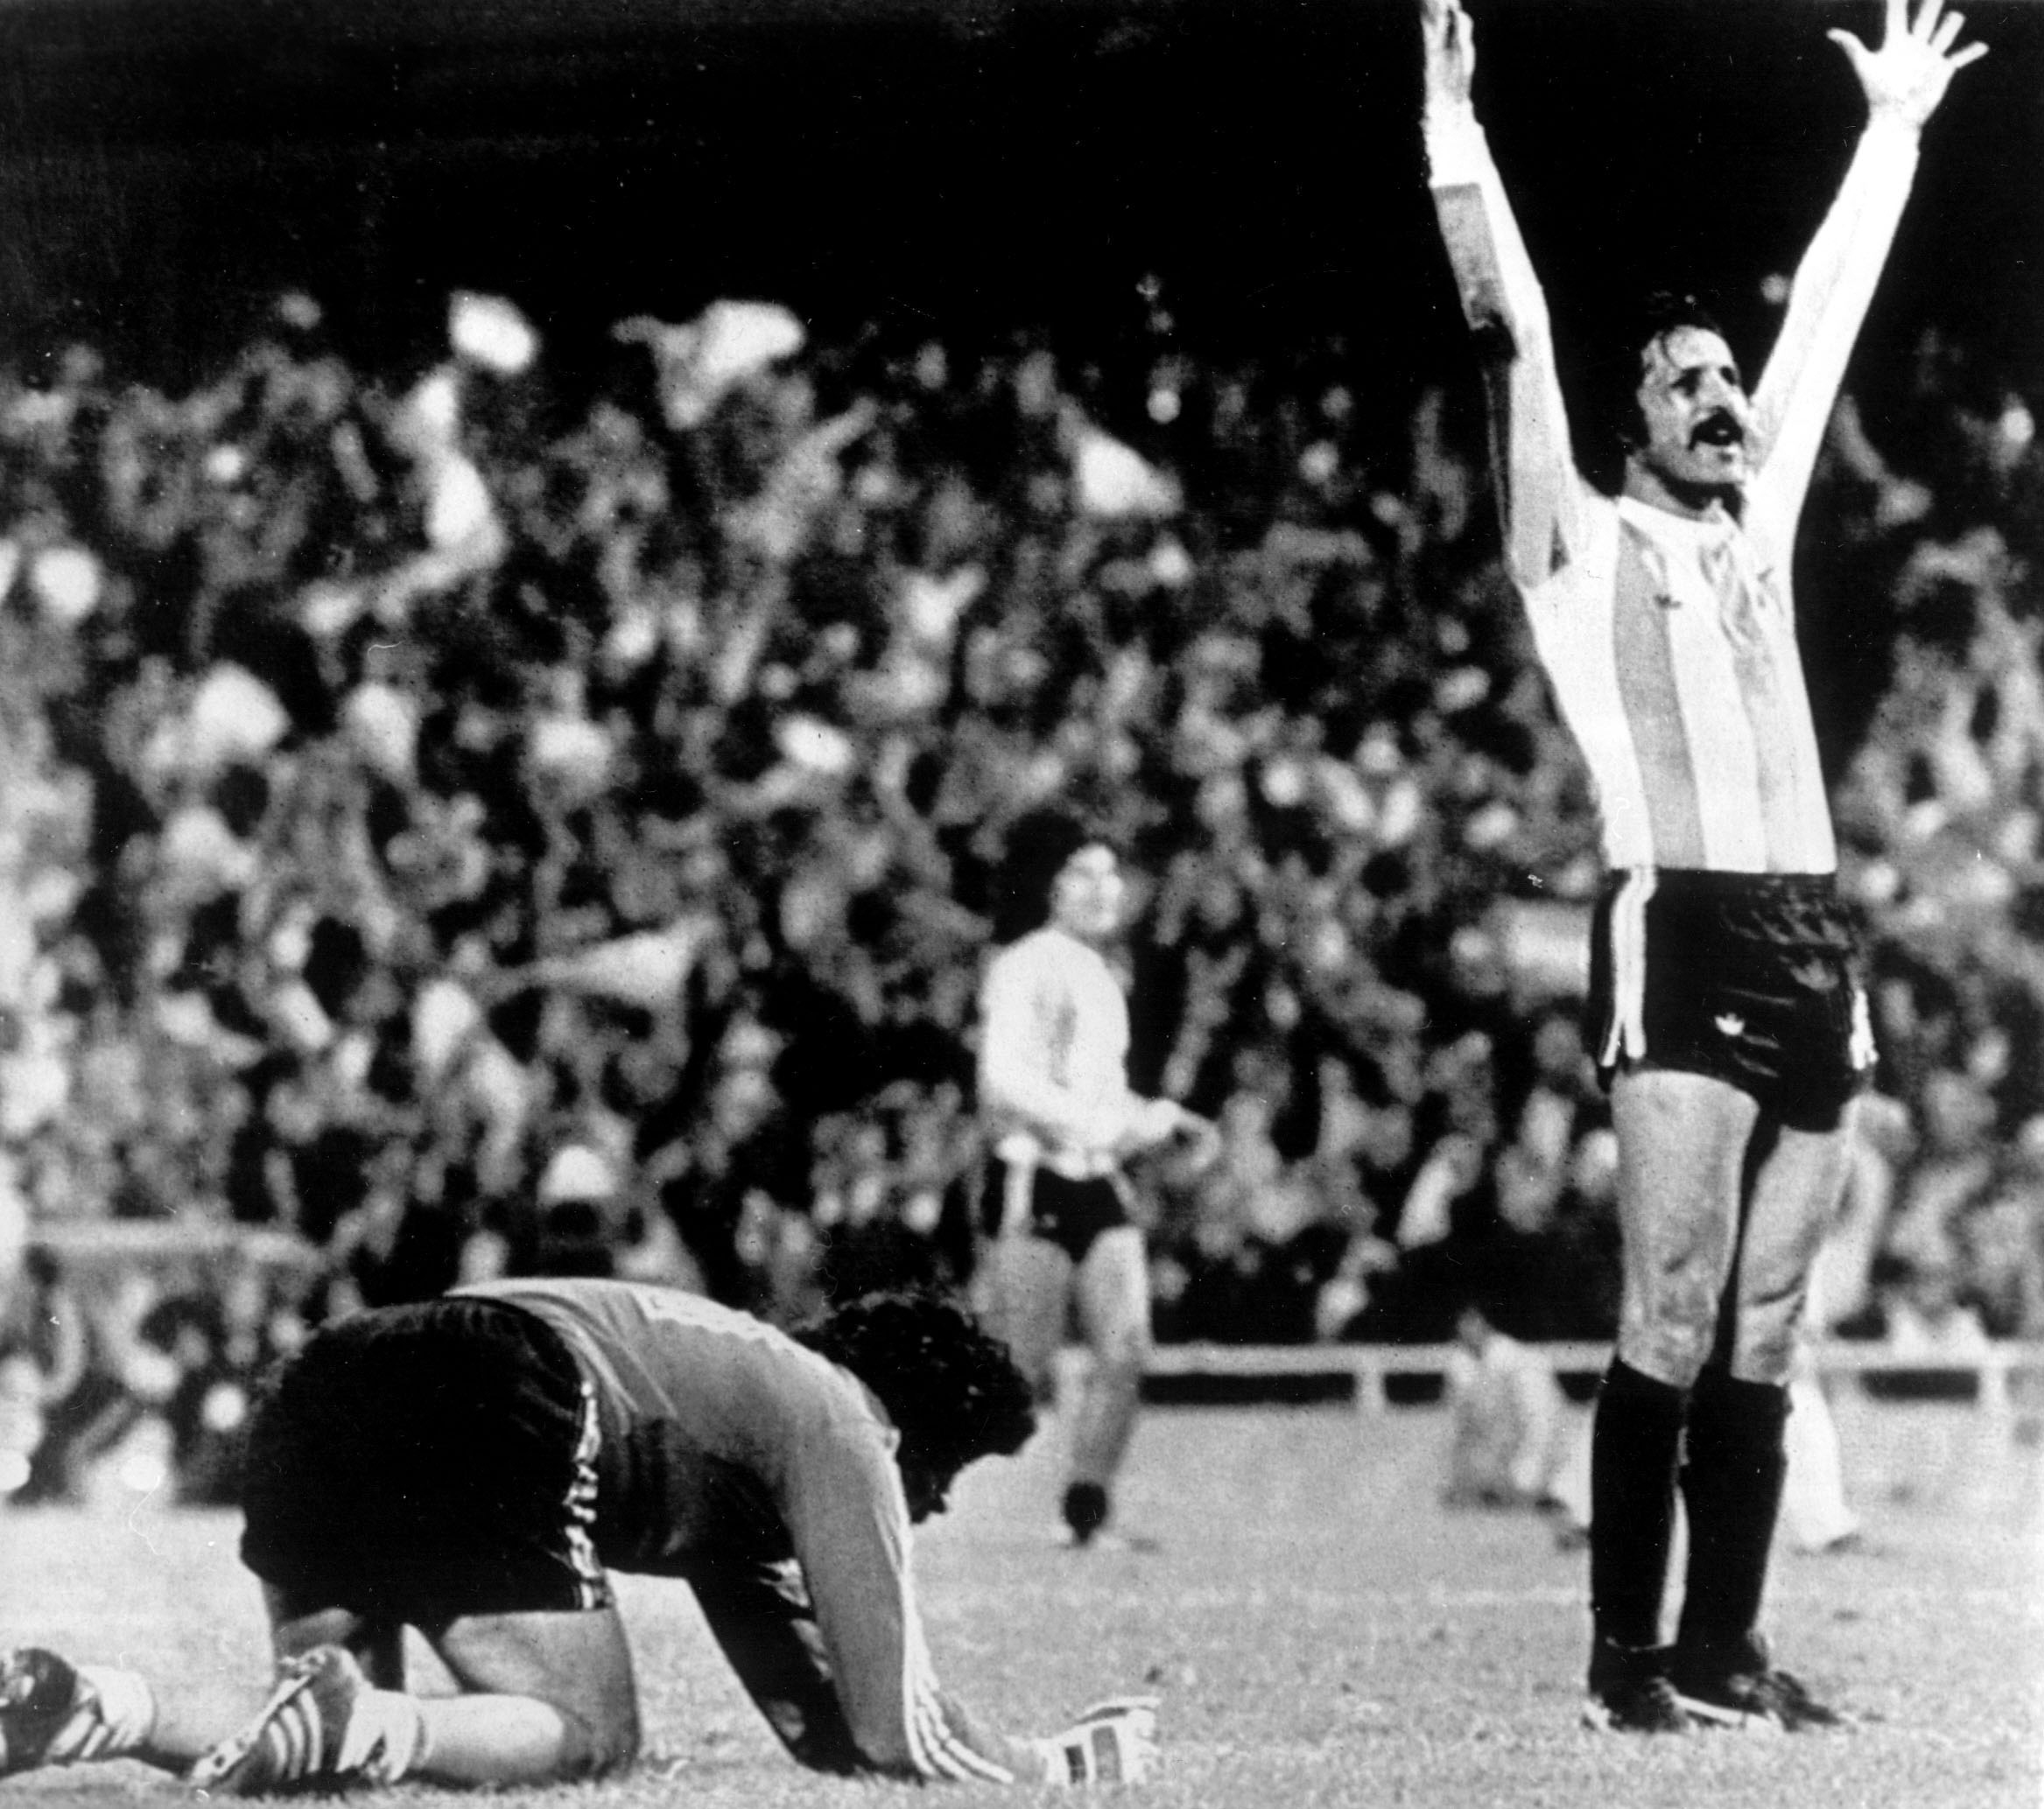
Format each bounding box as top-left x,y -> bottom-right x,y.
1419,0 -> 1984,1735
976,809 -> 1217,1547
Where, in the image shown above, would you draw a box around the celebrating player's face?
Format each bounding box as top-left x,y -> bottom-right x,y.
1627,326 -> 1753,501
1050,844 -> 1126,943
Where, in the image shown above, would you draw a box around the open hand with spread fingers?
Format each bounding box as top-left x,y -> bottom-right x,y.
1829,0 -> 1987,130
1419,0 -> 1477,116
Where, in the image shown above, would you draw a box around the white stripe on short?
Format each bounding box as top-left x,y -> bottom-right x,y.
1603,868 -> 1656,1068
563,1382 -> 605,1609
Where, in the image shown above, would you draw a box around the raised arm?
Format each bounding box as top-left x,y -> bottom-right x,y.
1750,0 -> 1986,522
1420,0 -> 1588,589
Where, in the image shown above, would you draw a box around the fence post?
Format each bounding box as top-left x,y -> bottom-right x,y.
1352,1351 -> 1386,1416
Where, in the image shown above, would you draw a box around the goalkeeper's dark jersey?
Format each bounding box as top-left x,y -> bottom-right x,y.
464,1278 -> 1031,1783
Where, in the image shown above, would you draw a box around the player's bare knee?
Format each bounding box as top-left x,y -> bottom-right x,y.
1729,1330 -> 1798,1387
1624,1275 -> 1723,1378
1619,1320 -> 1713,1390
1729,1285 -> 1809,1385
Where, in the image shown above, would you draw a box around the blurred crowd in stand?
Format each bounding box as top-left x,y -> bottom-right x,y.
0,284 -> 2037,1504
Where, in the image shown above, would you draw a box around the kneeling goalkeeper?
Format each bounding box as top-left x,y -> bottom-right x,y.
0,1280 -> 1157,1791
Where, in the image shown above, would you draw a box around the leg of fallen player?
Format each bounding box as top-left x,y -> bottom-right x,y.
1,1603 -> 401,1778
415,1607 -> 640,1783
190,1599 -> 642,1790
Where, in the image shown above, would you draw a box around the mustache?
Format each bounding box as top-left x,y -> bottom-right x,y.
1690,410 -> 1747,449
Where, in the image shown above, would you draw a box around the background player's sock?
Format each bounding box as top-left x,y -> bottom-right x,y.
1674,1368 -> 1790,1665
1589,1361 -> 1689,1649
1063,1481 -> 1110,1546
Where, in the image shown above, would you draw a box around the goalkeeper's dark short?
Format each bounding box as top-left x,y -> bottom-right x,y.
239,1295 -> 611,1625
1584,866 -> 1875,1132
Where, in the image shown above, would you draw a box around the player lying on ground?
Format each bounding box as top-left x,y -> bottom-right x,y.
1419,0 -> 1984,1735
0,1281 -> 1158,1791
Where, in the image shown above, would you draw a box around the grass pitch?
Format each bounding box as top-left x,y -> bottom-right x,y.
4,1394 -> 2039,1809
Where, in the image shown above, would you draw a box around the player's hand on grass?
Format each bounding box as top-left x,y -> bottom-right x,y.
1420,0 -> 1477,116
1829,0 -> 1985,130
1035,1696 -> 1159,1786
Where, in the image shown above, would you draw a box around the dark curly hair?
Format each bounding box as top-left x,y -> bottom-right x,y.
792,1290 -> 1036,1493
1577,289 -> 1734,494
988,806 -> 1101,943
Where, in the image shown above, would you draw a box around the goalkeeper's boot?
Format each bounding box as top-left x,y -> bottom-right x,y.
0,1648 -> 149,1772
189,1645 -> 424,1795
1583,1638 -> 1692,1734
1672,1633 -> 1846,1732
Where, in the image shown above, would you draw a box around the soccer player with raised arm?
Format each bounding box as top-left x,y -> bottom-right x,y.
0,1283 -> 1158,1791
1418,0 -> 1984,1735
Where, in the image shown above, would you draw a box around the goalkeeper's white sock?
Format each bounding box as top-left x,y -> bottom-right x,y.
50,1666 -> 156,1762
334,1686 -> 429,1784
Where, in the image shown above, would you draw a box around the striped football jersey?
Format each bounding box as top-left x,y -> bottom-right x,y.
1426,100 -> 1925,874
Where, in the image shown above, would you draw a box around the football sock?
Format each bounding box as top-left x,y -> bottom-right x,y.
1589,1360 -> 1689,1651
1674,1367 -> 1790,1665
1063,1481 -> 1110,1544
341,1687 -> 428,1784
59,1667 -> 156,1761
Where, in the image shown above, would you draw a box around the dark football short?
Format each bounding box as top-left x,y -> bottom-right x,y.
239,1295 -> 610,1624
1584,867 -> 1875,1133
982,1160 -> 1132,1265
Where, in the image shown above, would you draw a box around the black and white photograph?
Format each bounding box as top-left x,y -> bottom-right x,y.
0,0 -> 2038,1802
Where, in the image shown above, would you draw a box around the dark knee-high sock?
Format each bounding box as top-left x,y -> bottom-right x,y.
1674,1366 -> 1790,1662
1590,1360 -> 1689,1650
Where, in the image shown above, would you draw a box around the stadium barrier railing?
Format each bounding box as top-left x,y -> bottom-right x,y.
1129,1340 -> 2044,1416
29,1224 -> 2041,1420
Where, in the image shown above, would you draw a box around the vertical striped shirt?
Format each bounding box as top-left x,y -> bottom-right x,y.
1426,102 -> 1924,873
